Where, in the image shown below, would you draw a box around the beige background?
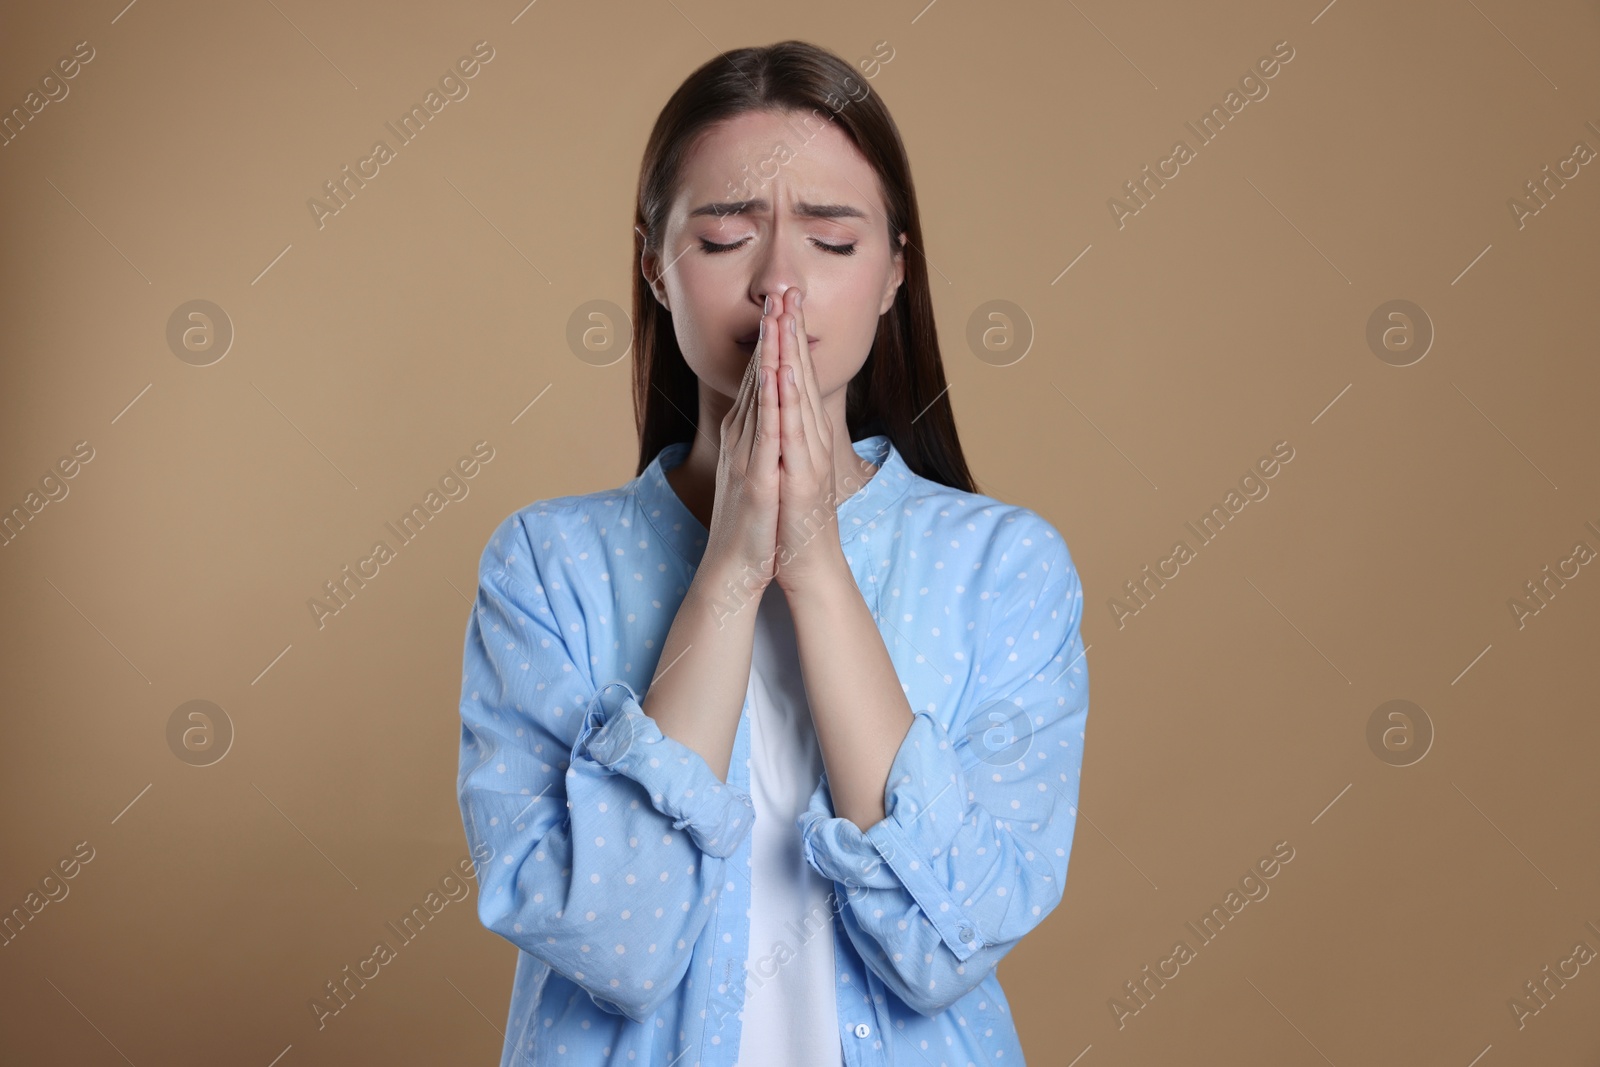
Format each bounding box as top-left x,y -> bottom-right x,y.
3,0 -> 1598,1064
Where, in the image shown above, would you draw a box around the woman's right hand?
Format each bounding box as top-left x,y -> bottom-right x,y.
704,301 -> 782,592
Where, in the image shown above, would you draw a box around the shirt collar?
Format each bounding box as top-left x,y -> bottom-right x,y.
636,433 -> 914,568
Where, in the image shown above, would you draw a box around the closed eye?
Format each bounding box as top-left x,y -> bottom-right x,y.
699,237 -> 857,256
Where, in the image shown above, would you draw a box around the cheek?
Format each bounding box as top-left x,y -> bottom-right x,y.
808,317 -> 873,393
825,271 -> 885,351
668,262 -> 717,321
665,268 -> 726,350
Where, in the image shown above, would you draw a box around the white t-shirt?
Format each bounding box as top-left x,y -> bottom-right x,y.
736,582 -> 845,1067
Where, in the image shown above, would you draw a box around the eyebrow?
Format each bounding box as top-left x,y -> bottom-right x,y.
688,198 -> 868,221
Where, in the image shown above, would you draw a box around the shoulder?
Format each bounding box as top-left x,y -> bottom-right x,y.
476,482 -> 640,594
896,472 -> 1078,598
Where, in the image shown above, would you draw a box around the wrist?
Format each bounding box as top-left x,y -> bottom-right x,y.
691,553 -> 773,618
778,552 -> 857,609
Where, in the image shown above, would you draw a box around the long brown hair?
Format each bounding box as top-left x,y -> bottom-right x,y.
630,40 -> 976,494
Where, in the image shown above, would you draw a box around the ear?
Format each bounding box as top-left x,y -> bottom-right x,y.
878,231 -> 907,315
638,226 -> 670,312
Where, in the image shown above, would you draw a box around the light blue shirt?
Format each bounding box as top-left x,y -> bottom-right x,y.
457,433 -> 1089,1066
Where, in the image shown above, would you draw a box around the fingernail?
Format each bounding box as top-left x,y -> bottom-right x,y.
786,366 -> 796,384
787,316 -> 797,335
796,290 -> 805,309
763,294 -> 772,315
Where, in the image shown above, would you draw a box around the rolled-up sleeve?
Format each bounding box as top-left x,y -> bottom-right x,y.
457,510 -> 755,1023
795,520 -> 1089,1017
572,680 -> 754,859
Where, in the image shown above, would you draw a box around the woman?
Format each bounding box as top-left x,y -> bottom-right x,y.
457,40 -> 1089,1067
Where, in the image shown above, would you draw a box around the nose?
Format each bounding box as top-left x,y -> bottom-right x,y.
753,279 -> 796,316
749,228 -> 804,313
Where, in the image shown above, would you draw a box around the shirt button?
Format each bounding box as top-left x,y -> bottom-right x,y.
853,1023 -> 871,1038
959,926 -> 974,942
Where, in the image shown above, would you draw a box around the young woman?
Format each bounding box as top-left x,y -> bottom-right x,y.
457,40 -> 1089,1067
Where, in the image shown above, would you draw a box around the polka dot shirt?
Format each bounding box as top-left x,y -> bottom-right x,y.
456,434 -> 1089,1066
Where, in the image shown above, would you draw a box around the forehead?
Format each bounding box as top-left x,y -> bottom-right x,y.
673,109 -> 884,216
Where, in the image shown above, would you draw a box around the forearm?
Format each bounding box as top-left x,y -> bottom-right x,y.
785,565 -> 915,830
640,555 -> 763,782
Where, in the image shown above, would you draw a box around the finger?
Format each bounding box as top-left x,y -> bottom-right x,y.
754,310 -> 780,474
779,293 -> 821,457
736,335 -> 760,416
738,313 -> 766,451
735,308 -> 765,403
779,303 -> 807,461
790,291 -> 824,448
726,326 -> 759,448
747,308 -> 778,447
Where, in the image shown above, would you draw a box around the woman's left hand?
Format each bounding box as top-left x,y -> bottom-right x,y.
773,286 -> 851,595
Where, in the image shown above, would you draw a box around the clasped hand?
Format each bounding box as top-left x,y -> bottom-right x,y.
716,286 -> 851,596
